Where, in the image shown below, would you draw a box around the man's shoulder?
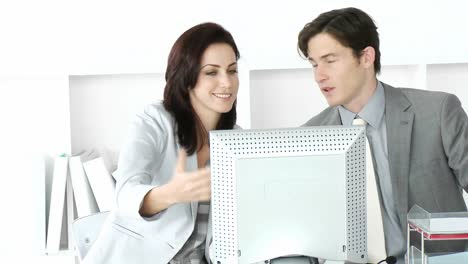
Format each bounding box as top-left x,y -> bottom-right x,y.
302,106 -> 338,127
401,87 -> 450,100
383,83 -> 463,122
384,83 -> 453,106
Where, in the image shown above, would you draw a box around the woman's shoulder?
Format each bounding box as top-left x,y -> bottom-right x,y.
141,101 -> 170,119
138,101 -> 173,123
131,101 -> 175,135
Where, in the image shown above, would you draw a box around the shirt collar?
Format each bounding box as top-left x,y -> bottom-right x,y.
338,81 -> 385,128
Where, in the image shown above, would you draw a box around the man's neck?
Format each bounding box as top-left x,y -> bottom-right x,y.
343,77 -> 378,113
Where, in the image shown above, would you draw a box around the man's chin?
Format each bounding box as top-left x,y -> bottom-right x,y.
326,100 -> 340,107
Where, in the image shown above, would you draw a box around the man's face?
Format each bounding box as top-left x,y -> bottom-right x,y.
307,33 -> 368,109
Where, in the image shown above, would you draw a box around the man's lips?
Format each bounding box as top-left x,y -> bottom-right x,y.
321,87 -> 335,93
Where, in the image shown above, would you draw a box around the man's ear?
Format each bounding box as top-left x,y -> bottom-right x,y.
360,46 -> 375,70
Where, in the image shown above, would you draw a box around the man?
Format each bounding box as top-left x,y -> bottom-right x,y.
298,7 -> 468,264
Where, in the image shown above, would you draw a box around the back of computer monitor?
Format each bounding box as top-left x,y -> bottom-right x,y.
210,126 -> 368,264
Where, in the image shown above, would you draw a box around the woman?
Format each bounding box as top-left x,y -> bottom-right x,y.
83,22 -> 240,264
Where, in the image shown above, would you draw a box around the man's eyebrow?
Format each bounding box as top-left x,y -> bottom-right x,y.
320,53 -> 337,60
308,53 -> 337,63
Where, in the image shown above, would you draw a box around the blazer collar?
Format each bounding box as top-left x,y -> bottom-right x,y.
326,108 -> 343,125
383,82 -> 412,112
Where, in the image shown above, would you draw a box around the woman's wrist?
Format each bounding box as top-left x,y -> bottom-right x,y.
140,184 -> 177,216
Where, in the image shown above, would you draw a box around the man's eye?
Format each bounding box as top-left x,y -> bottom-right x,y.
327,60 -> 336,64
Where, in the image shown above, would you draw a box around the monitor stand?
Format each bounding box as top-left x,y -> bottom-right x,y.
269,257 -> 347,264
270,256 -> 316,264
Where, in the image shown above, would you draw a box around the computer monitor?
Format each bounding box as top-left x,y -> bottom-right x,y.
209,126 -> 368,264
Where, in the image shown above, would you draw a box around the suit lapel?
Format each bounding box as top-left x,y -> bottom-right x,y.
327,108 -> 343,125
383,83 -> 414,226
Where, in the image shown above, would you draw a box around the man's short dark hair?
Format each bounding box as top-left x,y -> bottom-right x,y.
298,7 -> 381,74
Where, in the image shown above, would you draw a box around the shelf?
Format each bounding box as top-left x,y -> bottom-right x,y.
408,246 -> 468,264
407,205 -> 468,264
408,205 -> 468,240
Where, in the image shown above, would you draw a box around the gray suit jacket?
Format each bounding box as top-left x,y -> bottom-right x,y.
304,83 -> 468,253
83,102 -> 213,264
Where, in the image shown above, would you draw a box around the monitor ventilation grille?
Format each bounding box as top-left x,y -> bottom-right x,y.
211,136 -> 237,260
346,133 -> 367,256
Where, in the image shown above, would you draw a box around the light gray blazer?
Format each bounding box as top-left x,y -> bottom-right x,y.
304,82 -> 468,253
83,102 -> 213,264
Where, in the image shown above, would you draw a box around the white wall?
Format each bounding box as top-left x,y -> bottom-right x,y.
65,1 -> 467,72
2,1 -> 468,75
250,68 -> 324,129
427,63 -> 468,110
378,65 -> 427,90
64,1 -> 468,73
0,76 -> 70,259
69,73 -> 166,172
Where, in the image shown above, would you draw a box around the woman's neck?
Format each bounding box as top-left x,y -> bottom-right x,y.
196,143 -> 210,168
194,111 -> 219,154
197,111 -> 220,132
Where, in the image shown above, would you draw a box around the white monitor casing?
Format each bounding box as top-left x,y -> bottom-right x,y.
210,126 -> 368,264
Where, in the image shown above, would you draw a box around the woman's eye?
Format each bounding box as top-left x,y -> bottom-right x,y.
206,71 -> 217,76
228,69 -> 238,74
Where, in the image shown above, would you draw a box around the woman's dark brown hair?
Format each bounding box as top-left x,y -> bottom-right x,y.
163,22 -> 240,155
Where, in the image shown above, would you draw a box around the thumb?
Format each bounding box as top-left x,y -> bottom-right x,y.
175,148 -> 187,174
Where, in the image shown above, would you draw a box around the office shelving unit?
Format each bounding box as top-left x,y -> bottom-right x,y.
407,205 -> 468,264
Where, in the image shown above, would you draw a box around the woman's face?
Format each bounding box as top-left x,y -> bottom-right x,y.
189,43 -> 239,121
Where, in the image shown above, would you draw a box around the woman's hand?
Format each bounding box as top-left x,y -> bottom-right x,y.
139,149 -> 211,217
168,149 -> 211,203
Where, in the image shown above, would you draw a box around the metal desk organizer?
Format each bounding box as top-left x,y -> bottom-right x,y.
407,205 -> 468,264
